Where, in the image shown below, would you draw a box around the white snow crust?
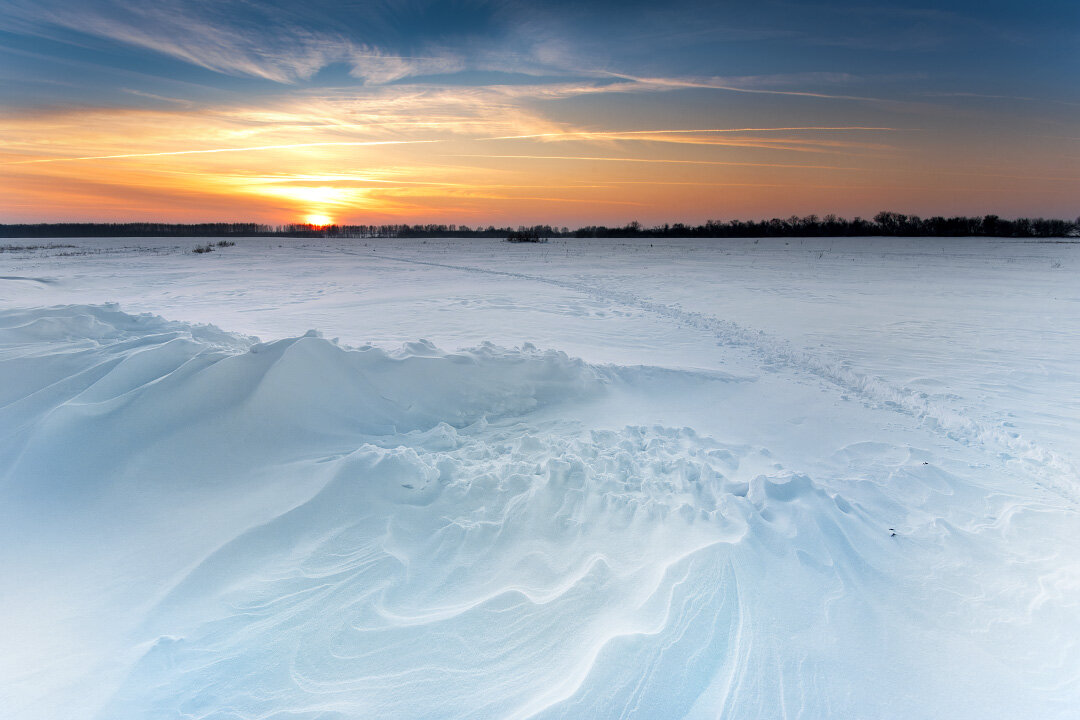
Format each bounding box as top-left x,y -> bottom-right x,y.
1,237 -> 1078,719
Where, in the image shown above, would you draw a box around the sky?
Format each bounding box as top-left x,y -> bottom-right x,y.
1,0 -> 1077,226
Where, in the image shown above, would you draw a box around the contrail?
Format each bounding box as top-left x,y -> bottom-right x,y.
487,126 -> 901,140
604,72 -> 887,102
5,140 -> 439,165
444,154 -> 857,170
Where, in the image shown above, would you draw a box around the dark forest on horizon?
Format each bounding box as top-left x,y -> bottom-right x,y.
2,212 -> 1077,239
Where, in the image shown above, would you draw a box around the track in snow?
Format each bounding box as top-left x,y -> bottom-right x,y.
353,249 -> 1079,504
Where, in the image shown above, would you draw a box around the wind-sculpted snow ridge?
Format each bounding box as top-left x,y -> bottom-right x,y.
363,251 -> 1080,504
0,304 -> 605,485
1,305 -> 1078,720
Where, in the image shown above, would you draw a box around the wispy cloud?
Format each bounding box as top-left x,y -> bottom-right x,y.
442,154 -> 859,171
488,127 -> 901,140
119,88 -> 194,105
0,85 -> 568,163
5,140 -> 439,165
602,72 -> 886,102
2,0 -> 463,84
484,127 -> 904,154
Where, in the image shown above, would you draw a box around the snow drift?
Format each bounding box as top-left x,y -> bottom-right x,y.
1,304 -> 1077,720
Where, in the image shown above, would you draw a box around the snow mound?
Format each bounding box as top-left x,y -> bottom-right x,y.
1,305 -> 604,500
1,305 -> 1077,720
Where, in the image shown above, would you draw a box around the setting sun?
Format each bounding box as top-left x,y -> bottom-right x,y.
2,1 -> 1078,717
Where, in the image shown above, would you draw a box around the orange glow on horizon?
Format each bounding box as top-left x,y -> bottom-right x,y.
1,88 -> 1077,224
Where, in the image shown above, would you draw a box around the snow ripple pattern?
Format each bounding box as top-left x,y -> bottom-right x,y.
1,305 -> 1077,720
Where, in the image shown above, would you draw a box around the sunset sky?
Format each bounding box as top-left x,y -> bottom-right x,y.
1,0 -> 1077,225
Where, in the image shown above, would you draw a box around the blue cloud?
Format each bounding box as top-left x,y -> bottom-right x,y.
0,0 -> 1075,108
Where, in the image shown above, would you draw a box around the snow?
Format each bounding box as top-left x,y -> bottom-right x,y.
1,236 -> 1078,719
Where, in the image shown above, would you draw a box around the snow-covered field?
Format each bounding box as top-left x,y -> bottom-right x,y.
2,236 -> 1078,719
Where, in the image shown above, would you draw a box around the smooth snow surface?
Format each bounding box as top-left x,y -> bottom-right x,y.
1,237 -> 1078,719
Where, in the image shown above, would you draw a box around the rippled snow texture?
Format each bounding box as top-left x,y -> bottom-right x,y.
1,237 -> 1079,719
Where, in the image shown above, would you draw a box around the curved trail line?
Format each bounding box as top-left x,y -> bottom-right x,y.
355,248 -> 1078,503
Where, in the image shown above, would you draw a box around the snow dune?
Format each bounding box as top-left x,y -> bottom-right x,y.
2,300 -> 1071,720
1,237 -> 1079,719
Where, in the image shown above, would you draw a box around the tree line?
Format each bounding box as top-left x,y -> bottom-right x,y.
2,213 -> 1076,239
572,213 -> 1077,238
0,222 -> 539,239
